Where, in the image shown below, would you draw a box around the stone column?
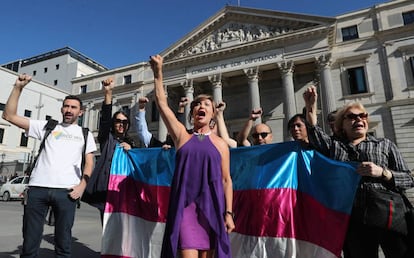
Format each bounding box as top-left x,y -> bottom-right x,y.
316,54 -> 336,116
157,85 -> 168,142
131,90 -> 142,133
208,73 -> 223,104
82,102 -> 94,130
134,89 -> 143,104
181,79 -> 194,129
243,67 -> 262,124
129,96 -> 135,114
278,60 -> 296,130
112,97 -> 118,116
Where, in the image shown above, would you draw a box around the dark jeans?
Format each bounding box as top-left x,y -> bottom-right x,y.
343,219 -> 410,258
21,187 -> 77,258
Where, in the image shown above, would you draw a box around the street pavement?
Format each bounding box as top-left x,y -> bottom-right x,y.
0,200 -> 101,257
0,199 -> 387,258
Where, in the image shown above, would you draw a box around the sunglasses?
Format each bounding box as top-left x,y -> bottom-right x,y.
344,112 -> 368,120
252,132 -> 270,139
114,118 -> 129,126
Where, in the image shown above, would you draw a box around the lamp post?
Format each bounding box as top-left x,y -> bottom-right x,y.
1,153 -> 5,177
31,93 -> 44,163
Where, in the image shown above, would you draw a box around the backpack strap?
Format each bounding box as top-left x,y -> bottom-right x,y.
77,127 -> 89,209
39,119 -> 59,153
27,119 -> 58,176
80,127 -> 89,174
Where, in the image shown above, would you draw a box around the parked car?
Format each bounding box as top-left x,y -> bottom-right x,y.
0,176 -> 29,201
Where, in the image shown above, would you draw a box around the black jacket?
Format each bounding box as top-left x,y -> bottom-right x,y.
82,102 -> 134,211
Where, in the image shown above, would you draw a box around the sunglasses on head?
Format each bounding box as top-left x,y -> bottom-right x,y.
344,112 -> 368,120
252,132 -> 270,139
114,118 -> 129,126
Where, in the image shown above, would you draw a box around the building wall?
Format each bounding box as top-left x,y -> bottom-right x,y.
18,54 -> 104,94
0,67 -> 68,176
3,47 -> 107,94
2,1 -> 411,170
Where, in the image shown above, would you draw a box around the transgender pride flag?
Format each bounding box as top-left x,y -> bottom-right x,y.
101,141 -> 360,258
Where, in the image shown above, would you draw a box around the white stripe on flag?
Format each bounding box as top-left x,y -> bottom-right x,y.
102,212 -> 165,258
230,232 -> 337,258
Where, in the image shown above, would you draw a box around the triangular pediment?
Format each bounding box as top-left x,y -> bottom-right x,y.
162,6 -> 336,61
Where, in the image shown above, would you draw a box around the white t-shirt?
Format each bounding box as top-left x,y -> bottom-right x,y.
28,120 -> 97,188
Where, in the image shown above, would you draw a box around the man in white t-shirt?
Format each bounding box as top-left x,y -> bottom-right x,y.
2,74 -> 97,258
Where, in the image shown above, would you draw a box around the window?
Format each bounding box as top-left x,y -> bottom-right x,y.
56,64 -> 60,70
342,25 -> 359,41
78,116 -> 84,127
33,70 -> 37,76
410,56 -> 414,78
0,103 -> 5,111
44,67 -> 48,73
24,110 -> 32,118
403,11 -> 414,25
151,101 -> 159,122
54,80 -> 58,86
347,66 -> 368,94
80,85 -> 87,94
3,62 -> 19,72
97,111 -> 101,130
20,132 -> 28,147
124,75 -> 132,84
122,105 -> 130,118
0,128 -> 4,144
45,115 -> 52,120
12,176 -> 24,184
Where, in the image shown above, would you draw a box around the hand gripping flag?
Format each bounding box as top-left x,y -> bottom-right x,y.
101,141 -> 360,258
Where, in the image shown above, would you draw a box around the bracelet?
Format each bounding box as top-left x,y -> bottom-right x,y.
82,174 -> 90,183
224,210 -> 235,219
381,167 -> 391,180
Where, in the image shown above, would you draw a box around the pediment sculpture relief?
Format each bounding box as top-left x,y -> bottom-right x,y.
178,23 -> 292,57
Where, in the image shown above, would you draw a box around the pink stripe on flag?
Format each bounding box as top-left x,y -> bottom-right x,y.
233,188 -> 348,256
105,175 -> 170,222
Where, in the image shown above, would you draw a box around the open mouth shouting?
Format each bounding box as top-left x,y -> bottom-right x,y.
196,110 -> 206,119
64,112 -> 74,122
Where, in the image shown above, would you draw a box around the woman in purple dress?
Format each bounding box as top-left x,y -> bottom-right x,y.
150,55 -> 235,258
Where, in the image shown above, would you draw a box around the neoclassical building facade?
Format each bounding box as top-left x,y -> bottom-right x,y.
73,0 -> 414,168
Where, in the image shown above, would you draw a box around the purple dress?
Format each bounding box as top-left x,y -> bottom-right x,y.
161,134 -> 231,258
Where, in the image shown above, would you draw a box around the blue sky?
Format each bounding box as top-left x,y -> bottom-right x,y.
2,0 -> 387,69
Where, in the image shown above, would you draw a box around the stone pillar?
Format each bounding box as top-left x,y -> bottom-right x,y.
129,96 -> 135,115
131,90 -> 142,133
278,60 -> 296,140
316,54 -> 336,116
181,79 -> 194,129
81,102 -> 93,129
243,67 -> 262,124
134,89 -> 143,103
157,85 -> 168,142
208,73 -> 223,104
112,97 -> 118,115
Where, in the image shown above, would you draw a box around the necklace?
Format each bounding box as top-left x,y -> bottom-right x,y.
193,131 -> 211,141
